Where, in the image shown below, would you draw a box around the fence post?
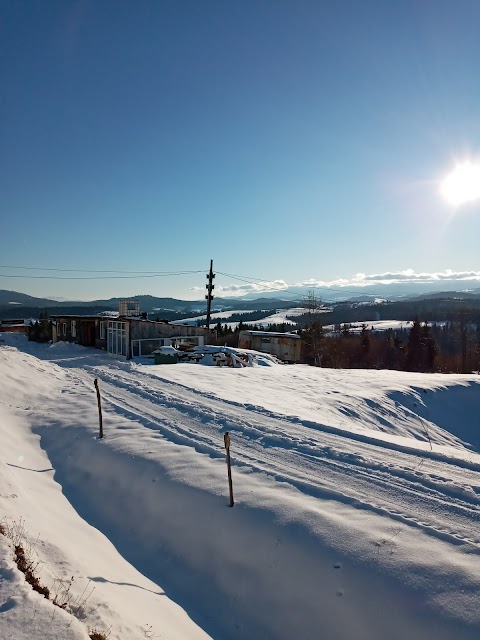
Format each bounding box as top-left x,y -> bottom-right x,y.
224,432 -> 234,507
94,378 -> 104,439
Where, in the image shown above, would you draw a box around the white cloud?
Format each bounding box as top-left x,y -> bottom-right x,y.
192,279 -> 289,295
294,270 -> 480,289
191,270 -> 480,297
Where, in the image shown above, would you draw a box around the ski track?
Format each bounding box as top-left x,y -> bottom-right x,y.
63,363 -> 480,551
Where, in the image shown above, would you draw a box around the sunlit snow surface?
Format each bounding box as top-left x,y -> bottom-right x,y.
1,333 -> 480,640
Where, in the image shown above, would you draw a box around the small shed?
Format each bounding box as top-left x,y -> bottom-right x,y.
0,319 -> 29,335
238,330 -> 302,363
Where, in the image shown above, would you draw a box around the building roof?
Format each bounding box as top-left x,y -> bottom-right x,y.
240,330 -> 301,339
51,315 -> 106,320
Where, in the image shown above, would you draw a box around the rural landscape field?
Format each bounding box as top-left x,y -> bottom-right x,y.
1,332 -> 479,639
2,1 -> 480,637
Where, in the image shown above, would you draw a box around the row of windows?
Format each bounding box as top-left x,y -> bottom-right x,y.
56,321 -> 106,339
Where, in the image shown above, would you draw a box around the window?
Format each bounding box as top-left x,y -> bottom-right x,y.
71,320 -> 77,338
100,321 -> 106,340
62,323 -> 67,336
107,321 -> 127,356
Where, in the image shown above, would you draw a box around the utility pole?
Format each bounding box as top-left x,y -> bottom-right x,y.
205,259 -> 215,330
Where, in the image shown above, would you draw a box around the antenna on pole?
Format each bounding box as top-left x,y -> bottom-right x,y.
205,259 -> 215,330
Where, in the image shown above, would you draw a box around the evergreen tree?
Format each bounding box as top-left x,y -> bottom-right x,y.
406,318 -> 422,371
301,290 -> 324,366
359,325 -> 371,368
421,324 -> 437,372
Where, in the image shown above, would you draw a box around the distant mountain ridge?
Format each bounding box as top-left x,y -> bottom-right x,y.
0,290 -> 60,306
1,287 -> 479,322
0,289 -> 299,320
242,282 -> 480,301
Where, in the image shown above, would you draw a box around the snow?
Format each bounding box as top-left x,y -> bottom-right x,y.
184,345 -> 282,367
246,310 -> 299,326
1,333 -> 480,640
154,345 -> 179,355
324,320 -> 447,333
170,310 -> 256,326
142,362 -> 480,458
0,337 -> 211,640
0,533 -> 89,640
172,307 -> 314,328
249,306 -> 327,326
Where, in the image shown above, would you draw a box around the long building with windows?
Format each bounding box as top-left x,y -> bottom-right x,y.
52,310 -> 211,359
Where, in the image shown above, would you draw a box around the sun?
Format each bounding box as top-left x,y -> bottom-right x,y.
440,161 -> 480,206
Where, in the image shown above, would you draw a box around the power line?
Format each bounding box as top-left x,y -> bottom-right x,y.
217,270 -> 384,299
216,271 -> 299,298
0,271 -> 203,280
217,271 -> 269,283
0,265 -> 204,274
0,262 -> 383,299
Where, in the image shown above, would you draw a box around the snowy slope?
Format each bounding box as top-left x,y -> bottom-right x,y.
172,307 -> 309,328
1,334 -> 480,640
170,310 -> 255,325
324,320 -> 416,332
0,338 -> 212,640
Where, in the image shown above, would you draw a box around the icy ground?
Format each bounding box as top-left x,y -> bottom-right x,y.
1,333 -> 480,640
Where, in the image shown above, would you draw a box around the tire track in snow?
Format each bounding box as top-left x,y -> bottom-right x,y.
88,366 -> 480,493
72,366 -> 480,549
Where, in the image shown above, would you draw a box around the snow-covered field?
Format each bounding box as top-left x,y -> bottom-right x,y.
1,333 -> 480,640
323,320 -> 450,333
324,319 -> 415,332
249,307 -> 304,326
170,309 -> 256,326
172,307 -> 310,328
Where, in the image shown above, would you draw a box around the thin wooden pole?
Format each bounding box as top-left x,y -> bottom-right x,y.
224,432 -> 234,507
94,378 -> 104,439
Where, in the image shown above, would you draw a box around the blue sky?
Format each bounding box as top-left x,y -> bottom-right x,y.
1,0 -> 479,300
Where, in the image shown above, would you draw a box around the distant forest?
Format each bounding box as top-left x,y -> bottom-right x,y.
9,295 -> 480,374
301,320 -> 479,374
213,296 -> 480,374
298,297 -> 480,327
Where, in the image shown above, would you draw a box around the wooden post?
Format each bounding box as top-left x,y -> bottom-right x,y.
224,432 -> 234,507
94,378 -> 104,439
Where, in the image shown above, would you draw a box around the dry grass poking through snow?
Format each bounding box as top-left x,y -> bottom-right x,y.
14,542 -> 50,599
88,629 -> 110,639
1,517 -> 50,599
0,517 -> 111,640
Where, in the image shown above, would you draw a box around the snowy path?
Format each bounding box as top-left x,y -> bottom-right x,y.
75,365 -> 480,551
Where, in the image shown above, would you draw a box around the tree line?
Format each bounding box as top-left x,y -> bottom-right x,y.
300,317 -> 480,373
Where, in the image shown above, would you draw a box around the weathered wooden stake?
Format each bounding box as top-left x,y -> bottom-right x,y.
94,378 -> 104,439
224,431 -> 234,507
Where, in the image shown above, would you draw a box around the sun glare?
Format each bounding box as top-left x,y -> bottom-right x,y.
440,161 -> 480,206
